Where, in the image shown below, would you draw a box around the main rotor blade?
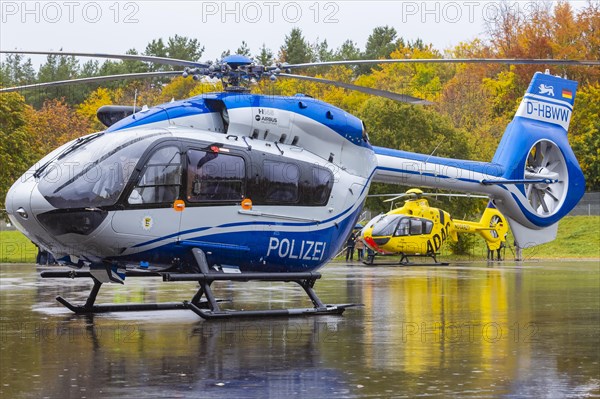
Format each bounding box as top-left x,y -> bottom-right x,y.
421,193 -> 489,198
383,195 -> 407,203
0,71 -> 181,92
0,50 -> 206,68
368,192 -> 488,201
279,73 -> 432,105
285,58 -> 600,69
367,194 -> 412,198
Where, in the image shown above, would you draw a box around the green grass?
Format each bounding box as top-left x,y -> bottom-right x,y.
0,230 -> 38,263
442,215 -> 600,260
1,216 -> 599,263
519,215 -> 600,259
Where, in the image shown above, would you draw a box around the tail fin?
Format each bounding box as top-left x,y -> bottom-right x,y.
452,202 -> 508,250
489,71 -> 585,247
477,203 -> 509,251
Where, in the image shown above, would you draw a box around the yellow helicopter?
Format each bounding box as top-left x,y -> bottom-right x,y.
361,189 -> 508,265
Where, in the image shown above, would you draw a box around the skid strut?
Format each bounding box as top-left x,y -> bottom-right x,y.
41,270 -> 190,314
40,249 -> 359,319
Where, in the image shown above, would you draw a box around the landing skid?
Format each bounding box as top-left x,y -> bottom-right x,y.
41,249 -> 359,320
41,270 -> 203,314
362,253 -> 449,266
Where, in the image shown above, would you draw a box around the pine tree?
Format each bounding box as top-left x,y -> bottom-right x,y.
279,28 -> 313,64
256,43 -> 274,66
236,41 -> 252,57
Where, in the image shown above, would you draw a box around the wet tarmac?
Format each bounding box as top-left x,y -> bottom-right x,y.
0,260 -> 599,398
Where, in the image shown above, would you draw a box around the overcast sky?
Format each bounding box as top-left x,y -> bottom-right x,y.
0,1 -> 587,67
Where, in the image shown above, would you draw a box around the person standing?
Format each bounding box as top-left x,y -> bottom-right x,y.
355,235 -> 365,261
345,232 -> 356,262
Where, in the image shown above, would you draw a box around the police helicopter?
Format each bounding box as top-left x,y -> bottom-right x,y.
361,189 -> 509,265
0,50 -> 593,319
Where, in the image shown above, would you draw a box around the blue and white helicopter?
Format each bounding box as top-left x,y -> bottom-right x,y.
1,51 -> 593,318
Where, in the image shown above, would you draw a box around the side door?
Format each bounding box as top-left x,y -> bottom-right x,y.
178,146 -> 247,248
111,142 -> 184,251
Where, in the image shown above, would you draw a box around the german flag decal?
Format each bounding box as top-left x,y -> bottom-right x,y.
562,89 -> 573,99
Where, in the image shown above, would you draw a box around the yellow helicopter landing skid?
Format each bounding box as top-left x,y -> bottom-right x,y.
362,252 -> 449,267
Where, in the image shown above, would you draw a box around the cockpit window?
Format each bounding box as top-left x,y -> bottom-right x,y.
371,215 -> 402,237
38,131 -> 168,209
393,217 -> 434,236
128,146 -> 182,205
395,219 -> 410,236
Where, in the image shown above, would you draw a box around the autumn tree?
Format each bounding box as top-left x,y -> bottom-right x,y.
570,83 -> 600,190
77,87 -> 120,131
0,93 -> 37,204
368,43 -> 448,102
26,98 -> 91,158
0,95 -> 91,203
359,97 -> 479,213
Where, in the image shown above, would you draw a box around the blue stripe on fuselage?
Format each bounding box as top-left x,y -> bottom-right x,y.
115,205 -> 363,272
133,201 -> 358,249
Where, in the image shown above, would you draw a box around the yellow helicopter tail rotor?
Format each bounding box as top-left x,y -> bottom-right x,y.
475,205 -> 509,251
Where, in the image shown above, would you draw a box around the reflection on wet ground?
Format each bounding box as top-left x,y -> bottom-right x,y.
1,261 -> 599,398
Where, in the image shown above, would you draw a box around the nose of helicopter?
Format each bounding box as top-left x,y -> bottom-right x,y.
359,228 -> 375,249
5,174 -> 33,231
5,173 -> 56,251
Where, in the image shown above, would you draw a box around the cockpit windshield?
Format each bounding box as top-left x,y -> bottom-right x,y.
371,214 -> 402,237
38,130 -> 169,208
371,215 -> 434,237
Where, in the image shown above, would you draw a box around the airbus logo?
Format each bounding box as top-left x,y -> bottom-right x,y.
538,84 -> 555,96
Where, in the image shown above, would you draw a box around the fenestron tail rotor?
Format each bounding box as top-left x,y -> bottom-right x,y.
524,139 -> 568,216
489,215 -> 503,239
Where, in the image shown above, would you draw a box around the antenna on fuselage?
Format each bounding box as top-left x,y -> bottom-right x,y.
133,89 -> 138,114
425,137 -> 445,164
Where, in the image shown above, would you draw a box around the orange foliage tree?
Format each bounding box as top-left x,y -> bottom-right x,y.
26,98 -> 91,158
